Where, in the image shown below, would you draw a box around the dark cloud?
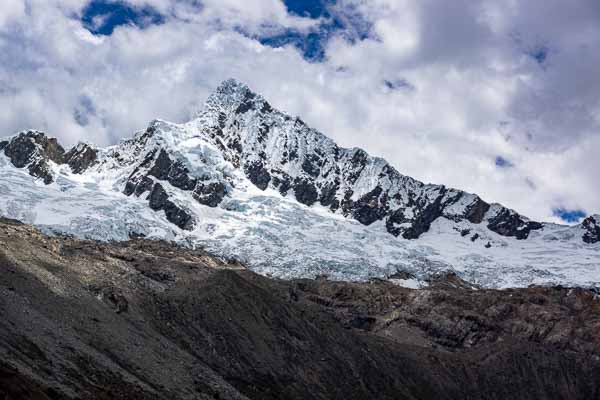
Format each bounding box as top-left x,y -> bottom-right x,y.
73,95 -> 97,127
383,79 -> 414,91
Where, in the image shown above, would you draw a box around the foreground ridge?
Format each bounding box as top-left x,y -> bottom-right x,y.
0,218 -> 599,399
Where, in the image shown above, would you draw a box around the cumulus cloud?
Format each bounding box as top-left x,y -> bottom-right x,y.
0,0 -> 26,30
0,0 -> 598,223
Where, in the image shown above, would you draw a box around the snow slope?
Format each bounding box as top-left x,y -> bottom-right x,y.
0,79 -> 599,288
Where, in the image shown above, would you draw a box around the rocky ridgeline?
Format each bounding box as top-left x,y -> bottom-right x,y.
0,80 -> 594,244
0,130 -> 97,184
120,79 -> 546,239
200,80 -> 546,240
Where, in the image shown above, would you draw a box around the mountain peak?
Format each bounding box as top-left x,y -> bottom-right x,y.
216,78 -> 250,94
1,81 -> 599,288
202,78 -> 256,113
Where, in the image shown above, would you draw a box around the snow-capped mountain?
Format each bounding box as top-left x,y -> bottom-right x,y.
1,79 -> 599,288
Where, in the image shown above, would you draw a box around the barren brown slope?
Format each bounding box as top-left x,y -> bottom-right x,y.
0,217 -> 599,400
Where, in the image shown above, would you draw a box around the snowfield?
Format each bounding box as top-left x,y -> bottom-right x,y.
0,80 -> 599,289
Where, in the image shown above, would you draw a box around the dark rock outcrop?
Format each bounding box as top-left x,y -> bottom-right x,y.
271,172 -> 292,196
582,216 -> 600,244
464,196 -> 491,224
148,149 -> 196,191
64,143 -> 98,174
351,186 -> 388,225
386,190 -> 450,239
487,208 -> 543,240
234,90 -> 257,115
319,180 -> 339,208
293,177 -> 318,206
193,181 -> 226,207
2,131 -> 65,184
132,176 -> 155,197
148,183 -> 194,230
123,148 -> 228,229
244,161 -> 271,190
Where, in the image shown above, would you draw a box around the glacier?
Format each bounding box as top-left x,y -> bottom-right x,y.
0,79 -> 599,289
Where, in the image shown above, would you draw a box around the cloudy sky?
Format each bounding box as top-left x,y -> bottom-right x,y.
1,0 -> 599,223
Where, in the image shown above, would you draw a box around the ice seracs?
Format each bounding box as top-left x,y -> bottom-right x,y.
0,79 -> 599,288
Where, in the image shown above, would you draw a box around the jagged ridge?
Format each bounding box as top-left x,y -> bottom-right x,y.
0,80 -> 574,241
0,79 -> 599,288
189,79 -> 544,240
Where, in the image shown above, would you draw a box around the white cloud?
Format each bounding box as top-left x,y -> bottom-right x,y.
0,0 -> 26,30
0,0 -> 599,222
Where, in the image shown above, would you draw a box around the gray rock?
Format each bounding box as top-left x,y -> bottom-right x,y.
64,143 -> 98,174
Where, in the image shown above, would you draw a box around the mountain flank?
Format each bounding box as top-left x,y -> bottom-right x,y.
0,80 -> 590,241
0,79 -> 598,287
1,217 -> 599,399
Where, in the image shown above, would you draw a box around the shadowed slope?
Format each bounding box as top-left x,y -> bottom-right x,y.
0,218 -> 599,399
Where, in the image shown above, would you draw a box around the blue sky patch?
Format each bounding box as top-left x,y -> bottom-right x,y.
260,30 -> 328,61
79,0 -> 371,62
527,45 -> 549,65
495,156 -> 514,168
552,208 -> 587,223
256,0 -> 371,62
283,0 -> 331,19
81,0 -> 165,36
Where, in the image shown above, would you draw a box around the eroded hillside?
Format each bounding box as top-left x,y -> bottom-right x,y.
1,217 -> 599,399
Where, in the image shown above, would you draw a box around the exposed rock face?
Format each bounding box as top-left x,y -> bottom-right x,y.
1,132 -> 97,181
582,215 -> 600,244
1,130 -> 65,184
298,275 -> 600,357
487,208 -> 543,239
64,143 -> 98,174
148,183 -> 194,230
0,219 -> 599,400
198,79 -> 544,240
244,161 -> 271,190
387,190 -> 454,239
292,178 -> 318,206
351,186 -> 388,225
193,182 -> 226,207
147,149 -> 197,191
464,197 -> 491,224
122,130 -> 228,226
